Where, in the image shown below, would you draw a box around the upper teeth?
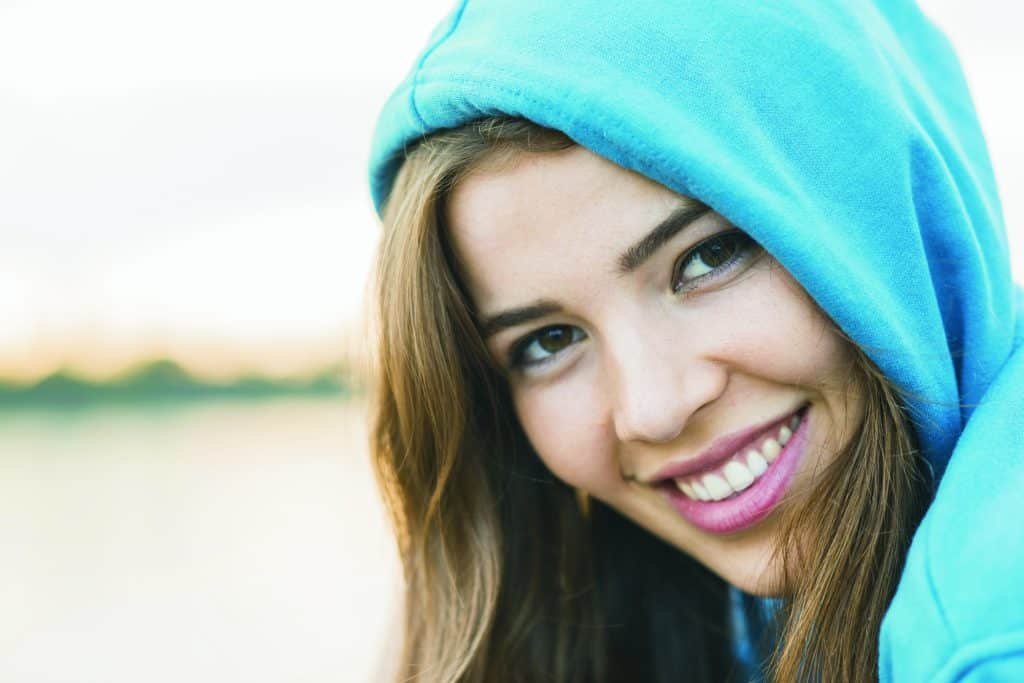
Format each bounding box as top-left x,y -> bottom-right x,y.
674,413 -> 800,502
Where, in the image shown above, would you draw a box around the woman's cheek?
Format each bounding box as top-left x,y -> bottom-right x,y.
514,378 -> 618,492
731,268 -> 853,386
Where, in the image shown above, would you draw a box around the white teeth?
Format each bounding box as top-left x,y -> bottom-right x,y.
671,413 -> 805,503
778,425 -> 792,445
723,460 -> 755,492
747,450 -> 768,477
675,478 -> 698,500
703,473 -> 732,501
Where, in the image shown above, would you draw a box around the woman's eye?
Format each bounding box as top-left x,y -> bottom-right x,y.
673,230 -> 758,292
509,324 -> 587,369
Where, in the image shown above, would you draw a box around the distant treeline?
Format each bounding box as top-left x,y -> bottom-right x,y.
0,359 -> 352,408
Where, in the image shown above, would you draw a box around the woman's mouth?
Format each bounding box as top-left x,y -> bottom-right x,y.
656,405 -> 811,534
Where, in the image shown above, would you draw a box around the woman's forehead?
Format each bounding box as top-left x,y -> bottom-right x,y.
445,147 -> 684,306
448,147 -> 712,317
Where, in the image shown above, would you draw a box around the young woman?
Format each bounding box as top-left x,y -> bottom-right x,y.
366,2 -> 1024,681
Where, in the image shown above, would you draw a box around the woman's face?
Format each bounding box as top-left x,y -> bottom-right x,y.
446,146 -> 862,595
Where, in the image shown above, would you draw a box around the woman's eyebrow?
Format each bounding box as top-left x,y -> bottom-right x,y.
478,201 -> 710,339
480,300 -> 562,339
616,201 -> 710,274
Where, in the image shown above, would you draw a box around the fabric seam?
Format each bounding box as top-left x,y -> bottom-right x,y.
933,630 -> 1024,681
924,525 -> 958,643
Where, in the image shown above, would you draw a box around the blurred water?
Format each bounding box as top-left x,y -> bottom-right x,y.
0,398 -> 400,683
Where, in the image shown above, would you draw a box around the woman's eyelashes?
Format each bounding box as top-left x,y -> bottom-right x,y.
508,324 -> 587,370
671,229 -> 761,293
504,229 -> 762,372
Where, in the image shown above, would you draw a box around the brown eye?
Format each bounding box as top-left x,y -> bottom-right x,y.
674,231 -> 757,291
697,235 -> 741,267
537,325 -> 575,353
510,324 -> 587,369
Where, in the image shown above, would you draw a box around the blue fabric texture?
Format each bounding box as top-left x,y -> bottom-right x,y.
367,1 -> 1024,679
729,586 -> 781,682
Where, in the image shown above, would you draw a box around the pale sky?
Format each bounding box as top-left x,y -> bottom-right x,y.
1,1 -> 1021,381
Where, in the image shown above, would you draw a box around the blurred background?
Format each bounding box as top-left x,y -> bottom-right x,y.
1,1 -> 1020,681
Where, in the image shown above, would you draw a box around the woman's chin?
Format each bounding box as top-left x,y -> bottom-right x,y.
706,549 -> 786,597
730,571 -> 785,598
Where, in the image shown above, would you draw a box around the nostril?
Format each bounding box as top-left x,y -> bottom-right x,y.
611,360 -> 727,446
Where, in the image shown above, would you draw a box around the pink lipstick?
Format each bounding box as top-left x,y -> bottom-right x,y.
658,405 -> 811,534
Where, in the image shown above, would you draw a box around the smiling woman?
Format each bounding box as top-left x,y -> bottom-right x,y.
446,142 -> 877,594
373,118 -> 926,681
366,2 -> 1024,682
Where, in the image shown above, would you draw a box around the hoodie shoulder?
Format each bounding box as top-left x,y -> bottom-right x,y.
881,314 -> 1024,681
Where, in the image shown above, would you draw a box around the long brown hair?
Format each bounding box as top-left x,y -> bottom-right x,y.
369,118 -> 928,682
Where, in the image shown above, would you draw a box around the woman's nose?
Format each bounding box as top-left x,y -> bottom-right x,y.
609,333 -> 726,445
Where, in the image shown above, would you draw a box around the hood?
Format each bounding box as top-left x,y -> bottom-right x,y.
367,0 -> 1018,481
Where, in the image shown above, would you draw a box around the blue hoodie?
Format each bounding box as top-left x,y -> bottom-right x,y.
367,1 -> 1024,679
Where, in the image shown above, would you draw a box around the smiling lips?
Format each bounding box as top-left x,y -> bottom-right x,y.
673,414 -> 800,501
656,406 -> 812,534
